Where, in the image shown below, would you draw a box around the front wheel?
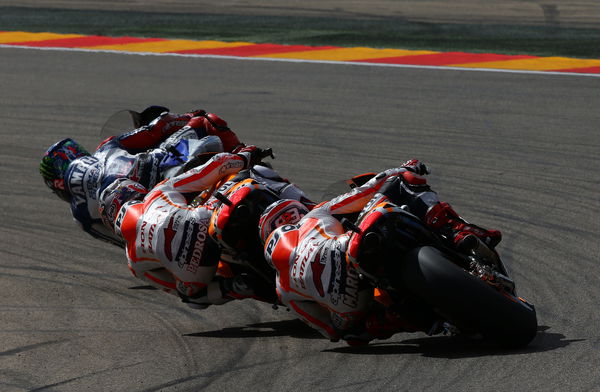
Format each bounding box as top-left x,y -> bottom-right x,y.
396,246 -> 537,348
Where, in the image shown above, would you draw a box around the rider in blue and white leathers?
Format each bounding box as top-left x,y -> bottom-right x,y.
40,107 -> 243,246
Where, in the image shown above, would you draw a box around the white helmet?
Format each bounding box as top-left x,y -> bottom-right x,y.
98,178 -> 147,232
258,199 -> 310,244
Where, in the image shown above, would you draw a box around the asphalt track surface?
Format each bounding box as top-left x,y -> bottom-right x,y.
1,47 -> 599,391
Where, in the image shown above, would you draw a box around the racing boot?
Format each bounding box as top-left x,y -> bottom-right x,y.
425,202 -> 502,252
220,273 -> 278,304
179,272 -> 274,310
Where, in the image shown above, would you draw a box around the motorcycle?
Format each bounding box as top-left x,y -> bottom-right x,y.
343,174 -> 538,348
178,148 -> 313,304
210,170 -> 537,348
100,108 -> 225,184
100,112 -> 536,347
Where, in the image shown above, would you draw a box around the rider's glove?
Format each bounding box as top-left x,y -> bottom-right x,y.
236,145 -> 266,169
402,159 -> 430,175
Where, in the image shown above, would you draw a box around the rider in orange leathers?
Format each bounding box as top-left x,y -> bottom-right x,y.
261,160 -> 501,344
98,147 -> 313,309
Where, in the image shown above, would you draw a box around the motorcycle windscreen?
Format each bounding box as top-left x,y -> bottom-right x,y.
99,110 -> 140,141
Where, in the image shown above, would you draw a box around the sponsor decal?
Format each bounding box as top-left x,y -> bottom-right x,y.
291,237 -> 318,290
358,194 -> 382,222
139,209 -> 165,255
163,216 -> 177,261
216,180 -> 236,194
265,230 -> 280,258
108,200 -> 119,223
163,120 -> 189,134
139,221 -> 149,253
67,165 -> 87,205
175,219 -> 193,267
115,207 -> 125,231
114,203 -> 127,236
147,223 -> 156,254
310,247 -> 327,297
218,160 -> 244,174
343,267 -> 359,308
174,217 -> 210,273
328,242 -> 345,306
86,167 -> 100,200
68,156 -> 100,206
325,241 -> 359,308
185,219 -> 210,273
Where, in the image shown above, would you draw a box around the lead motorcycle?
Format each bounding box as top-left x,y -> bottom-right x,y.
100,108 -> 224,181
208,172 -> 538,348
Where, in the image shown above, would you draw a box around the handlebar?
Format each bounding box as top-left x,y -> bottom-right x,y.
259,148 -> 275,160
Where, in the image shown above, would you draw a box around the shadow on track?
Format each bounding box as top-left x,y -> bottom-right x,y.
324,326 -> 582,358
184,319 -> 323,340
128,285 -> 159,290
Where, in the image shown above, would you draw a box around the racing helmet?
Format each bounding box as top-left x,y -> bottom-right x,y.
258,199 -> 310,244
210,180 -> 279,252
40,138 -> 90,201
346,199 -> 426,285
98,178 -> 148,232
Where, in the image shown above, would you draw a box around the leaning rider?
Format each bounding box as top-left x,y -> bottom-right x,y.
260,159 -> 501,345
97,146 -> 314,309
40,105 -> 243,246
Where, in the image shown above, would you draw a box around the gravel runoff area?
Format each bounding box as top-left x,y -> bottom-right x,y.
1,0 -> 599,28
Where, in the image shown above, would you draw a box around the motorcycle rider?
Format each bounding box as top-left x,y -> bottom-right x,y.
40,105 -> 243,246
261,159 -> 502,345
98,147 -> 314,309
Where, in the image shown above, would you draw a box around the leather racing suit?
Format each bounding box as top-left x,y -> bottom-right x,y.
110,151 -> 312,308
263,161 -> 501,342
65,110 -> 241,246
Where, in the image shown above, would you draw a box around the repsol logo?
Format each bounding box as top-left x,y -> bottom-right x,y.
186,222 -> 209,273
176,217 -> 210,271
265,231 -> 280,257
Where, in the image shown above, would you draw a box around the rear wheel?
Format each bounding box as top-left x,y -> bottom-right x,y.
396,246 -> 537,348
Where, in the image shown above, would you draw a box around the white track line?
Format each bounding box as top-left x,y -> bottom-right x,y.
3,44 -> 600,78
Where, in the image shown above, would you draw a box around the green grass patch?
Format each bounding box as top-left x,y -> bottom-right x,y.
2,6 -> 600,58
